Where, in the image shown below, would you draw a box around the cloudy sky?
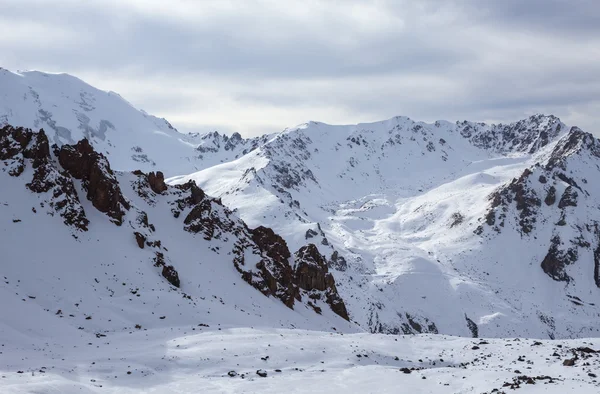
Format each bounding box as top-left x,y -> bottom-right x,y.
2,0 -> 599,136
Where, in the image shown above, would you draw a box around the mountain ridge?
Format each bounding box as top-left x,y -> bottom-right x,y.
2,68 -> 599,340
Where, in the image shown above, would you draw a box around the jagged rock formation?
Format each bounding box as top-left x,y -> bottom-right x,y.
1,124 -> 349,319
458,114 -> 564,153
195,131 -> 269,158
147,171 -> 167,194
293,244 -> 349,320
58,139 -> 130,225
478,127 -> 600,288
0,125 -> 89,231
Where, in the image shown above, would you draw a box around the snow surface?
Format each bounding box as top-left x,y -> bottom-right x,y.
3,328 -> 599,393
2,69 -> 600,393
170,115 -> 600,339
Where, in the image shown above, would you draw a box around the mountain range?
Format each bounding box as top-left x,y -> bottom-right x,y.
2,68 -> 600,392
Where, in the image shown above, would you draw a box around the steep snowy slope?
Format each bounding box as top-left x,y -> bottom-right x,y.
0,125 -> 355,354
3,70 -> 600,392
0,69 -> 265,175
170,114 -> 600,338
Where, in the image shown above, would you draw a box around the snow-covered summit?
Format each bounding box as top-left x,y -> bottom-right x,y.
0,68 -> 209,174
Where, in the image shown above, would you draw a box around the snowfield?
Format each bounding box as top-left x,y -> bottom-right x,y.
2,328 -> 599,393
1,69 -> 600,393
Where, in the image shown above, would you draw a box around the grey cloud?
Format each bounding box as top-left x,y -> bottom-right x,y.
1,0 -> 599,136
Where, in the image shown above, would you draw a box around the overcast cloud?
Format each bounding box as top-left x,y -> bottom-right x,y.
1,0 -> 599,136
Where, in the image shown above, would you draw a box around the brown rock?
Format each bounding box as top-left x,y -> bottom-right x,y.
293,244 -> 349,320
58,139 -> 129,225
162,265 -> 180,288
148,171 -> 167,194
251,226 -> 291,262
134,232 -> 146,249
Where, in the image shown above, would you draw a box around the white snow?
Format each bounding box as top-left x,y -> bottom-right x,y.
2,70 -> 599,393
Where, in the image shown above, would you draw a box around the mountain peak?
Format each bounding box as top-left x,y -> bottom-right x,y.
546,126 -> 600,170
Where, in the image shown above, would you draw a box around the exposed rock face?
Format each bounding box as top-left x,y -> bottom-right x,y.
58,139 -> 129,225
546,127 -> 600,171
0,125 -> 89,231
545,186 -> 556,206
293,244 -> 349,320
479,128 -> 600,286
183,200 -> 220,240
458,114 -> 564,154
541,236 -> 577,282
251,226 -> 291,263
3,125 -> 349,319
294,244 -> 332,291
465,315 -> 479,338
247,226 -> 298,308
162,265 -> 180,288
166,179 -> 345,314
195,130 -> 266,158
483,168 -> 541,234
305,228 -> 318,239
329,251 -> 348,271
170,180 -> 205,218
558,187 -> 578,209
134,232 -> 146,249
147,171 -> 167,194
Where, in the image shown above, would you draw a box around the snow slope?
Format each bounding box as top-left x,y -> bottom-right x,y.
0,69 -> 263,175
2,69 -> 600,393
170,114 -> 600,339
0,125 -> 355,376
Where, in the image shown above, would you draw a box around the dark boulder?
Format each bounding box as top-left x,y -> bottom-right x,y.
147,171 -> 167,194
134,232 -> 146,249
161,265 -> 180,288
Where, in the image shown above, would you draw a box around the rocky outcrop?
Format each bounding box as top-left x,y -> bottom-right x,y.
558,187 -> 578,209
2,125 -> 347,319
546,127 -> 600,171
544,186 -> 556,206
478,129 -> 600,287
161,265 -> 180,288
459,114 -> 564,154
482,168 -> 541,234
134,232 -> 146,248
147,171 -> 167,194
170,180 -> 206,218
0,125 -> 89,231
293,244 -> 349,320
58,139 -> 129,225
246,226 -> 298,308
329,251 -> 348,271
251,226 -> 291,263
541,236 -> 577,282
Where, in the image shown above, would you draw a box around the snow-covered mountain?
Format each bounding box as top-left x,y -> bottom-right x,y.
2,69 -> 600,392
0,69 -> 264,175
171,114 -> 600,339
